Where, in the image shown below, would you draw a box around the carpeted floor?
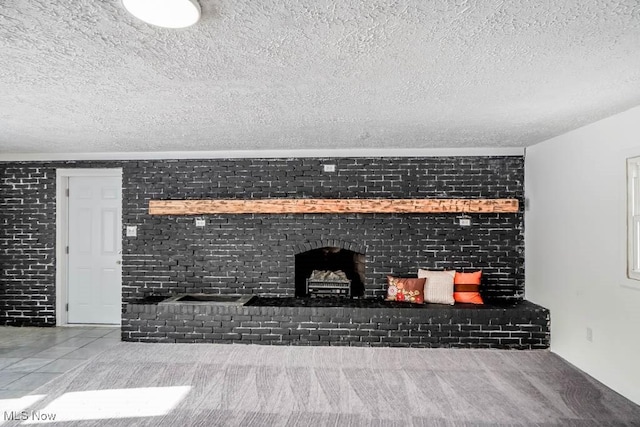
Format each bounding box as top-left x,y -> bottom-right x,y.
5,343 -> 640,426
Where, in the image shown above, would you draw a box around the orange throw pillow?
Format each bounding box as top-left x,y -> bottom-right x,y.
453,271 -> 484,304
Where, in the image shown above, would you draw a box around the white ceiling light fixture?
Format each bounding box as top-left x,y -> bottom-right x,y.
122,0 -> 201,29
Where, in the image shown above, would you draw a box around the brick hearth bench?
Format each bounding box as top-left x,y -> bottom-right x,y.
122,298 -> 549,349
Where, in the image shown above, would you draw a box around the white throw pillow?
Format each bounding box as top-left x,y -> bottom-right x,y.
417,269 -> 455,305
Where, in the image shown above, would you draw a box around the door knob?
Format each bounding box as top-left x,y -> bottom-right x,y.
116,260 -> 122,265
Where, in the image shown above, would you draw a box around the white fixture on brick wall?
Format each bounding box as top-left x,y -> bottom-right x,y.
195,218 -> 205,227
126,226 -> 137,237
458,215 -> 472,227
323,164 -> 336,173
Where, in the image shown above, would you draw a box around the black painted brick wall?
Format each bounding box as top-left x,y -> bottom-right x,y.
122,301 -> 549,349
1,156 -> 524,326
0,165 -> 56,326
123,157 -> 524,303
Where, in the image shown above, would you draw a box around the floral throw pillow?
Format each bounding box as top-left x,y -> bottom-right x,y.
386,276 -> 426,304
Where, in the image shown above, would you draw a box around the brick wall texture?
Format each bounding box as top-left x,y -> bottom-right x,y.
1,156 -> 524,326
122,301 -> 549,349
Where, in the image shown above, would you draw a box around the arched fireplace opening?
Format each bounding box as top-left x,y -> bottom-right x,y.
295,247 -> 365,297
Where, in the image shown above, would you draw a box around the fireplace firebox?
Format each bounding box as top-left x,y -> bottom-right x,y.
295,247 -> 365,297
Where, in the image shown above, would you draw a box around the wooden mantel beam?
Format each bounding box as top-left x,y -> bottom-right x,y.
148,199 -> 519,215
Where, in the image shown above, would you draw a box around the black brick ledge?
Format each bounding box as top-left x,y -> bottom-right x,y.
122,300 -> 549,349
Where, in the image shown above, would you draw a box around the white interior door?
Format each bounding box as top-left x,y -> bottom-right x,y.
67,175 -> 122,324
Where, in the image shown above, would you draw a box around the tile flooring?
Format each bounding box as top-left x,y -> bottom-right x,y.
0,326 -> 120,399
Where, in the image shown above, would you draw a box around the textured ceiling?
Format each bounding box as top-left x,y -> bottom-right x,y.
1,0 -> 639,155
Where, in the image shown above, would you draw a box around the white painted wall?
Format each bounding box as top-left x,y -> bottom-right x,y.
525,105 -> 640,405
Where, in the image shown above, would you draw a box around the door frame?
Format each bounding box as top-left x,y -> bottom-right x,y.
55,168 -> 123,326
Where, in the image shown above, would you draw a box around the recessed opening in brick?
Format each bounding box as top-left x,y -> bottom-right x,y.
295,247 -> 365,297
